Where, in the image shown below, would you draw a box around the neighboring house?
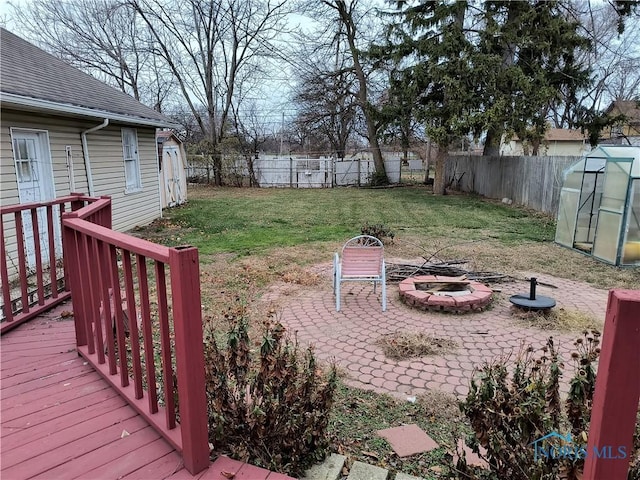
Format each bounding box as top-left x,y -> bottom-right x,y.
500,128 -> 590,156
600,100 -> 640,146
157,131 -> 188,208
1,28 -> 177,271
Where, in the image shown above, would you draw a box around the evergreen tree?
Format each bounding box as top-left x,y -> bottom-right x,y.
380,0 -> 479,194
379,0 -> 592,192
479,1 -> 591,155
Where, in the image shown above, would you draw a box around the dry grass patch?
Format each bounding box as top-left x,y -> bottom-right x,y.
280,267 -> 322,286
416,389 -> 463,422
413,237 -> 638,290
196,246 -> 334,340
511,306 -> 602,332
376,332 -> 458,360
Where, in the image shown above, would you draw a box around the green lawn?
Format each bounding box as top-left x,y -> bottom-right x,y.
150,186 -> 555,255
133,185 -> 637,479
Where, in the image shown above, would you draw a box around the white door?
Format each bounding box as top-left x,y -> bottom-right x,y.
164,146 -> 181,206
11,130 -> 58,268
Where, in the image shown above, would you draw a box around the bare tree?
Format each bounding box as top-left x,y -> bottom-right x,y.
231,101 -> 277,186
551,1 -> 640,127
295,1 -> 388,183
10,0 -> 151,101
293,50 -> 359,160
130,0 -> 291,185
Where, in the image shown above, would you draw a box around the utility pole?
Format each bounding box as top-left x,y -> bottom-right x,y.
279,111 -> 284,157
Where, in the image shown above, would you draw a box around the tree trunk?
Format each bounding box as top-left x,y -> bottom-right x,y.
483,3 -> 520,156
483,126 -> 502,156
531,139 -> 540,156
433,146 -> 448,195
334,0 -> 388,183
213,153 -> 223,186
365,119 -> 387,183
247,149 -> 260,187
424,139 -> 432,184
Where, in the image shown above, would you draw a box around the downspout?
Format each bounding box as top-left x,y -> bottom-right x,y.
156,130 -> 163,218
81,119 -> 109,196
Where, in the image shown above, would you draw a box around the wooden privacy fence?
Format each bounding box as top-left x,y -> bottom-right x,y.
0,194 -> 95,333
445,155 -> 580,215
62,196 -> 209,474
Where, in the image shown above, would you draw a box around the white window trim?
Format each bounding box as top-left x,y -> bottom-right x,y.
121,127 -> 143,194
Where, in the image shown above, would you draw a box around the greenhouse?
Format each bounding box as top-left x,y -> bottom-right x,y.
555,145 -> 640,266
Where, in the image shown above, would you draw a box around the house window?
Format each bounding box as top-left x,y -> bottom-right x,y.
122,128 -> 142,192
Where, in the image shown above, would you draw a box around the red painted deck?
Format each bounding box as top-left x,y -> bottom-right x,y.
1,302 -> 294,480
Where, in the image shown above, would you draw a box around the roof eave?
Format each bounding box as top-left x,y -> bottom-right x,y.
0,92 -> 180,129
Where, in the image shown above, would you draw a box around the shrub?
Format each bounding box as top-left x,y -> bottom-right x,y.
459,331 -> 640,480
368,170 -> 390,187
360,222 -> 395,244
204,306 -> 338,476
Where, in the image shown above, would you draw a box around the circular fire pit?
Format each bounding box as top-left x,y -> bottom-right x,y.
399,275 -> 493,313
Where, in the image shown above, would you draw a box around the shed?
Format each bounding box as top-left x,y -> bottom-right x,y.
157,131 -> 187,208
555,145 -> 640,266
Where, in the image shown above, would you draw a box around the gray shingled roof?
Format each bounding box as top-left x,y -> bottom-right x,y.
0,28 -> 174,127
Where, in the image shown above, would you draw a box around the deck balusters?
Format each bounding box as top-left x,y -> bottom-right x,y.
3,194 -> 209,475
123,251 -> 144,399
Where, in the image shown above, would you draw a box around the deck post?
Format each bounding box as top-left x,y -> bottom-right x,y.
70,193 -> 85,212
169,246 -> 209,475
99,196 -> 112,229
583,289 -> 640,479
62,212 -> 88,347
0,218 -> 14,323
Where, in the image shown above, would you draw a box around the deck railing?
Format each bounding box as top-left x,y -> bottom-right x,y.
0,193 -> 94,333
62,196 -> 209,474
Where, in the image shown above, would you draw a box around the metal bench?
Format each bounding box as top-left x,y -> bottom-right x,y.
333,235 -> 386,311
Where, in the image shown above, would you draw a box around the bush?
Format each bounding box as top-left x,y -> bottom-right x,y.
204,306 -> 338,476
368,170 -> 390,187
360,222 -> 395,244
459,331 -> 640,480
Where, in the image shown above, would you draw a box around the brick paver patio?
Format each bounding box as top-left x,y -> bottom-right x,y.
267,264 -> 609,399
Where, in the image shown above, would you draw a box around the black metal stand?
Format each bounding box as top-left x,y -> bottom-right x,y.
509,277 -> 556,310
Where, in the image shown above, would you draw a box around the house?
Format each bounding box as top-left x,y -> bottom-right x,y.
0,28 -> 177,231
600,100 -> 640,146
500,128 -> 590,156
157,131 -> 188,208
1,28 -> 177,274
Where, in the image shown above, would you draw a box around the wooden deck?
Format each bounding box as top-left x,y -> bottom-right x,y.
1,302 -> 294,480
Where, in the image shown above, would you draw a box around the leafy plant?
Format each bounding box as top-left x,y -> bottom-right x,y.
204,305 -> 338,476
361,222 -> 395,243
459,331 -> 640,479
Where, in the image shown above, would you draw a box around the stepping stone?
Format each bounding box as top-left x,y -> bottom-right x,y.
452,439 -> 489,469
395,473 -> 424,480
347,461 -> 388,480
301,453 -> 346,480
377,424 -> 439,457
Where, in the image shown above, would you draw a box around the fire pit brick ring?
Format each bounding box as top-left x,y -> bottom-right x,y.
398,275 -> 493,313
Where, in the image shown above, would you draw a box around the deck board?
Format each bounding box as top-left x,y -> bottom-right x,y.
1,302 -> 295,480
2,394 -> 127,448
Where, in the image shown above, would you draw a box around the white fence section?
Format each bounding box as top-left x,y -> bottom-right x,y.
445,154 -> 580,215
186,154 -> 404,187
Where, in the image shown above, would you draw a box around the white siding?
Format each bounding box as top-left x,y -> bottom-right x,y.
1,108 -> 161,279
85,125 -> 160,232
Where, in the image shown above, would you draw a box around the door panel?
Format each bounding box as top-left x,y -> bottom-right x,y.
11,130 -> 58,268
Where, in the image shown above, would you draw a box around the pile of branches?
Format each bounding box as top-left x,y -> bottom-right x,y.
386,260 -> 510,284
